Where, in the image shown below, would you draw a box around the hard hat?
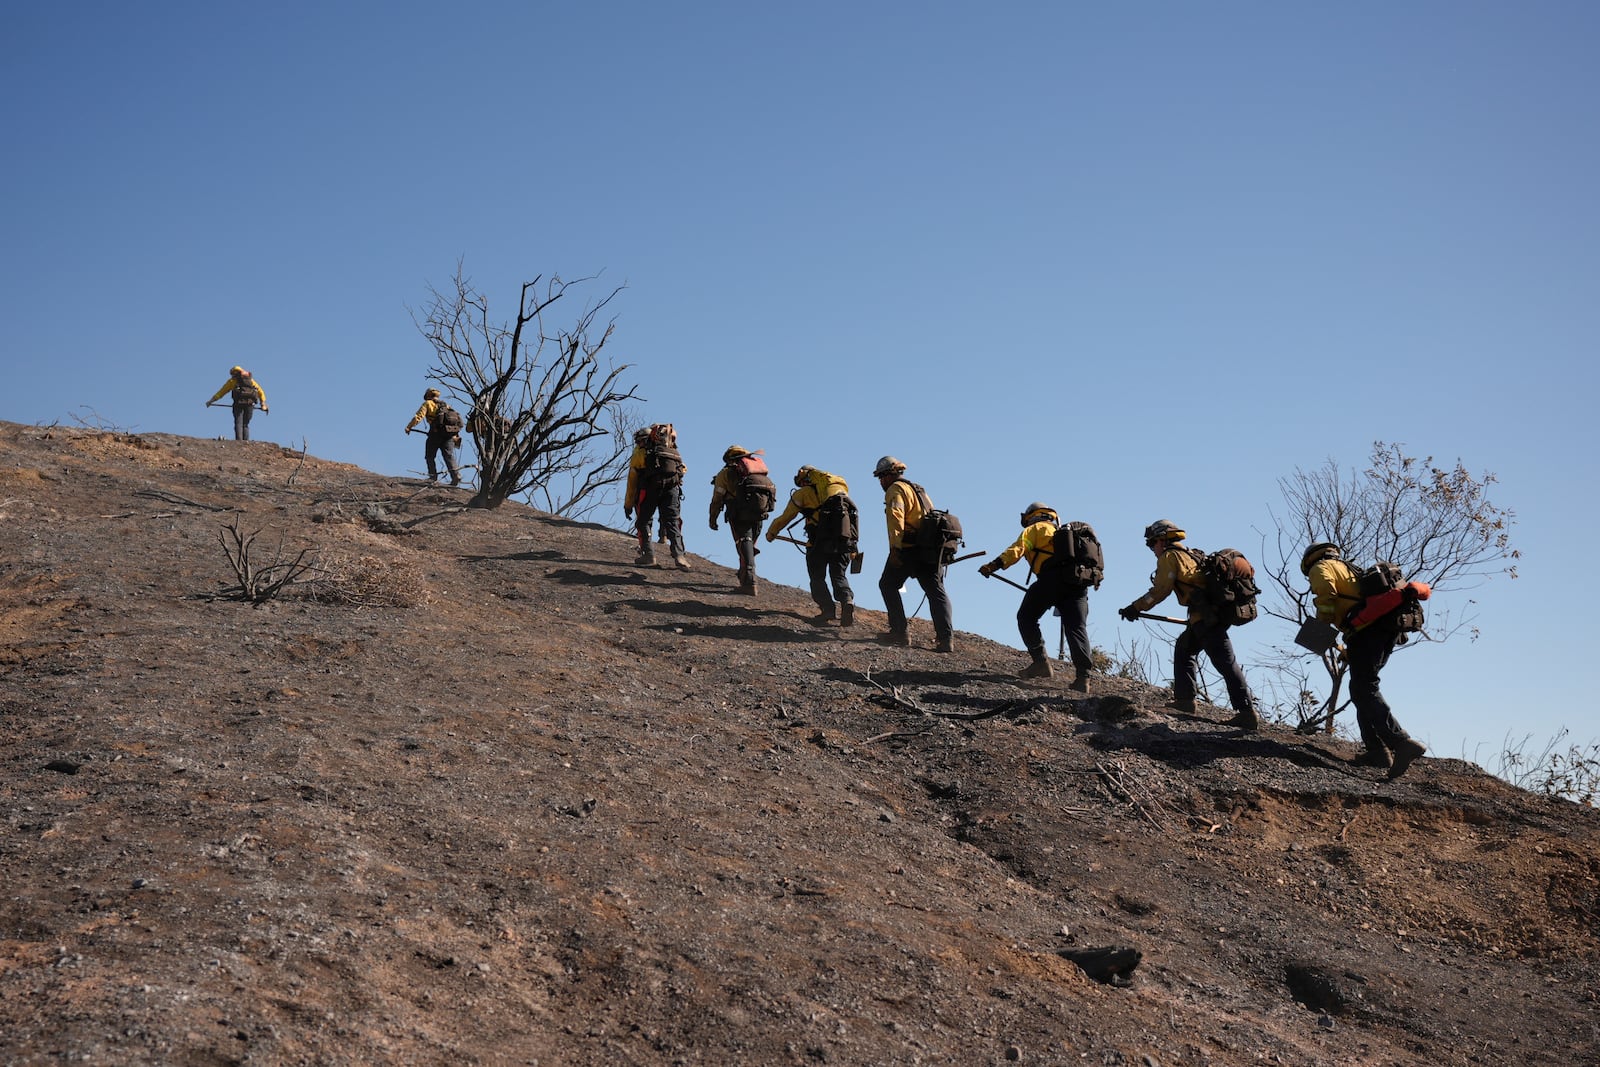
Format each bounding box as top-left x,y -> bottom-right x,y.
794,464 -> 817,488
1301,542 -> 1341,576
722,445 -> 751,464
872,455 -> 905,478
1020,502 -> 1056,527
1143,519 -> 1185,545
424,388 -> 441,399
230,365 -> 243,376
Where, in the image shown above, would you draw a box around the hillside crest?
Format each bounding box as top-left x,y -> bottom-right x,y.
2,423 -> 1595,1066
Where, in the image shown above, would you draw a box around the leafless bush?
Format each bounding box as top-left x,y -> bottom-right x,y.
1495,729 -> 1600,806
217,518 -> 322,606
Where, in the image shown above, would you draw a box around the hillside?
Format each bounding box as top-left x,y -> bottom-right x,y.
1,421 -> 1596,1066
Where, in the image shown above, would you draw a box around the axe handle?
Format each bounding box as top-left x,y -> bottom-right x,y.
948,550 -> 985,565
1136,612 -> 1189,625
984,571 -> 1029,593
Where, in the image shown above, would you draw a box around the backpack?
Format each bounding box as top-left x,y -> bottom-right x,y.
436,403 -> 464,435
231,378 -> 257,405
811,492 -> 859,556
639,424 -> 685,488
1041,521 -> 1105,588
727,455 -> 776,523
1192,547 -> 1259,626
1351,561 -> 1426,634
904,482 -> 963,565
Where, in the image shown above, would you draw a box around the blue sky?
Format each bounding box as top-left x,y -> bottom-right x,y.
4,2 -> 1594,774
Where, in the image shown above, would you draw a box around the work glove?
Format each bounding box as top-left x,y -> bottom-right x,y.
765,531 -> 776,542
405,427 -> 413,435
623,507 -> 633,520
709,518 -> 719,531
1118,605 -> 1140,622
261,406 -> 269,414
978,560 -> 998,578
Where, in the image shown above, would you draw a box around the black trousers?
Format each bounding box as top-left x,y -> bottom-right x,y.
636,485 -> 684,557
231,403 -> 253,441
879,552 -> 952,641
806,542 -> 853,610
1017,571 -> 1091,673
728,519 -> 762,585
1174,618 -> 1254,712
1345,621 -> 1409,752
425,430 -> 461,482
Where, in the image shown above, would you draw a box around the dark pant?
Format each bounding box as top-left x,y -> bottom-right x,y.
1018,571 -> 1091,673
425,430 -> 461,483
1345,621 -> 1409,753
232,404 -> 253,441
727,518 -> 762,585
806,541 -> 853,611
636,485 -> 684,558
879,551 -> 952,641
1174,618 -> 1255,712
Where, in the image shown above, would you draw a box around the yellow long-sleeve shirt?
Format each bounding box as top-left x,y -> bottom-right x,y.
765,470 -> 848,540
993,520 -> 1059,578
209,375 -> 266,408
405,399 -> 448,433
1129,545 -> 1206,619
1308,557 -> 1363,632
883,479 -> 928,551
625,445 -> 688,504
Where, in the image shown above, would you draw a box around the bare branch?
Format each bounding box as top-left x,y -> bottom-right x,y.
410,264 -> 642,512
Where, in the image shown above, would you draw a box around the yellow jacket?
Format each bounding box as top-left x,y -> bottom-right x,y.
993,520 -> 1058,577
210,375 -> 266,407
1309,557 -> 1363,632
625,445 -> 688,504
882,479 -> 928,551
1130,546 -> 1206,619
765,469 -> 848,540
405,399 -> 451,434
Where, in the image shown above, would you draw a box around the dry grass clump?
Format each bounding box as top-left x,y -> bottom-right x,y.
308,550 -> 428,608
303,525 -> 430,609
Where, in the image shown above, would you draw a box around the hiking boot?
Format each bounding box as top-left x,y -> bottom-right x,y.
1070,671 -> 1090,694
1225,707 -> 1260,732
839,602 -> 855,627
673,556 -> 691,571
934,636 -> 955,654
1386,738 -> 1427,780
1019,658 -> 1053,680
739,583 -> 758,597
810,607 -> 836,626
1164,697 -> 1197,715
875,630 -> 910,647
635,551 -> 656,566
1349,748 -> 1391,769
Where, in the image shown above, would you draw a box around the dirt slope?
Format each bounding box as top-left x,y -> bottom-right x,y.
1,422 -> 1596,1066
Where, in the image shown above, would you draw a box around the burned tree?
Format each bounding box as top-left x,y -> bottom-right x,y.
1256,441 -> 1519,731
414,265 -> 640,512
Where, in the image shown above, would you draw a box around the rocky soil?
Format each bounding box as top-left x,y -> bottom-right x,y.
1,421 -> 1596,1066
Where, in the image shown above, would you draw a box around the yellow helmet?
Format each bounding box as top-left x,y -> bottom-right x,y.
424,388 -> 441,400
230,365 -> 243,376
